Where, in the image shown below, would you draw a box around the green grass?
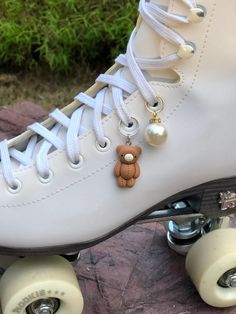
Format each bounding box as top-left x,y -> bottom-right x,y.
0,0 -> 139,72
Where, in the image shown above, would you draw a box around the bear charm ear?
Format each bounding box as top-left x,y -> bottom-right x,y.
135,146 -> 142,156
114,144 -> 142,188
116,145 -> 123,154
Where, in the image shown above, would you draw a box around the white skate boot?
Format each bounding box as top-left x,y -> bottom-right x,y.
0,0 -> 236,312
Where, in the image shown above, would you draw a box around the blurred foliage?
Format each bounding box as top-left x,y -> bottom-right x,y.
0,0 -> 138,72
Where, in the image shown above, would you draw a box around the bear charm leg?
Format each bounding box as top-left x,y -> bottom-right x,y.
117,176 -> 127,188
126,178 -> 136,188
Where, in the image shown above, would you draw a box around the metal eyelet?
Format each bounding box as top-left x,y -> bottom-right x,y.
68,155 -> 84,169
119,117 -> 139,138
95,137 -> 111,152
145,97 -> 164,114
7,179 -> 22,194
188,5 -> 206,23
38,169 -> 54,184
177,42 -> 196,59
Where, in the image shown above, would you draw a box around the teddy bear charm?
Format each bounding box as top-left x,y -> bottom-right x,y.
114,143 -> 142,188
114,119 -> 142,188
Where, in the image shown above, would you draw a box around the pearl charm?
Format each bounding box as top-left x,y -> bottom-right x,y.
144,100 -> 167,147
144,111 -> 167,147
145,122 -> 167,147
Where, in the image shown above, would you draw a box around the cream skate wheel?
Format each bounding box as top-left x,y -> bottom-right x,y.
186,228 -> 236,307
0,256 -> 84,314
0,256 -> 19,275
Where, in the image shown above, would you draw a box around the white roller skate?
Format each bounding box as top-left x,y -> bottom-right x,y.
0,0 -> 236,312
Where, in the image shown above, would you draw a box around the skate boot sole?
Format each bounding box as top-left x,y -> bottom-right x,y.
0,176 -> 235,256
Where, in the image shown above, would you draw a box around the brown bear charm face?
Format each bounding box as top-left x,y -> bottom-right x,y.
114,145 -> 142,188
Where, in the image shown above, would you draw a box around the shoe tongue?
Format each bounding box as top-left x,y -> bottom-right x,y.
133,0 -> 170,59
131,0 -> 181,82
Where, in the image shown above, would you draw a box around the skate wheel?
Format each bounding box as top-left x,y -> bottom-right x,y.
0,256 -> 84,314
186,228 -> 236,307
0,256 -> 19,275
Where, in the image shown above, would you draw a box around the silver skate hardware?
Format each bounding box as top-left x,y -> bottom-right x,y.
218,268 -> 236,288
26,297 -> 60,314
219,191 -> 236,211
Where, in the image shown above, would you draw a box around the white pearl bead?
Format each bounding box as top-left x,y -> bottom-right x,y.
145,123 -> 168,147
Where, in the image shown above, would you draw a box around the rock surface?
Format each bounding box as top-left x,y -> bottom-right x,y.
0,102 -> 235,314
0,101 -> 47,140
78,223 -> 236,314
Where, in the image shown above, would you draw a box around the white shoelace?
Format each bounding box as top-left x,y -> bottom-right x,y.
0,0 -> 197,189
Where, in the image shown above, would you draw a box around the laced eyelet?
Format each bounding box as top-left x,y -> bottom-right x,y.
119,117 -> 139,138
7,179 -> 22,194
95,137 -> 111,152
68,155 -> 84,169
145,97 -> 164,114
188,6 -> 206,23
38,169 -> 54,184
177,42 -> 196,59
